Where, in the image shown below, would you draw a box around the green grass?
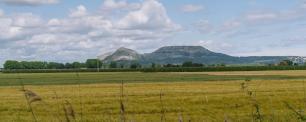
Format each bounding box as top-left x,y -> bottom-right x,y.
1,72 -> 306,86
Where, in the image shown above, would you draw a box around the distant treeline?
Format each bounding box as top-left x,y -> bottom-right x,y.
2,66 -> 306,73
142,66 -> 306,72
3,59 -> 102,70
2,59 -> 305,73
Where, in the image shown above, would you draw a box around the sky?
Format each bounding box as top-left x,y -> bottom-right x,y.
0,0 -> 306,66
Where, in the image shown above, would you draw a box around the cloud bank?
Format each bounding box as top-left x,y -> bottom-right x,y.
0,0 -> 181,65
0,0 -> 59,6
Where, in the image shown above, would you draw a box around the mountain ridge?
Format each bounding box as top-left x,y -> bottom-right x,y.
99,46 -> 304,65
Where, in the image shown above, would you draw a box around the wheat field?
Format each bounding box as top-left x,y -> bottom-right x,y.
1,71 -> 306,121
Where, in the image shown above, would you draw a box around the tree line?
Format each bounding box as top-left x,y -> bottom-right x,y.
3,59 -> 102,69
3,59 -> 305,70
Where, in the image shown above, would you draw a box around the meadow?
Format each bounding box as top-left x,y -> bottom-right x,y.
1,71 -> 306,121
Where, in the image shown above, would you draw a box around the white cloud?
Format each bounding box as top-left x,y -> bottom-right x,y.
12,13 -> 44,27
0,0 -> 181,65
216,7 -> 306,34
245,12 -> 278,23
117,0 -> 180,32
1,0 -> 59,6
69,5 -> 87,18
181,4 -> 204,13
0,17 -> 23,39
101,0 -> 140,11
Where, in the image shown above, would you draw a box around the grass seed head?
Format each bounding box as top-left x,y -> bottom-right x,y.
24,90 -> 42,103
64,100 -> 75,119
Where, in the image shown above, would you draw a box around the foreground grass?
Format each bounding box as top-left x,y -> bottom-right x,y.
1,80 -> 306,121
1,71 -> 306,121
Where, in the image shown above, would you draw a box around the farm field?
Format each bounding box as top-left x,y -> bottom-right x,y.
1,70 -> 306,121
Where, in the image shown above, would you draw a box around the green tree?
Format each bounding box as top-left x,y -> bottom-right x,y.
4,60 -> 21,69
109,61 -> 117,68
86,59 -> 102,68
47,62 -> 65,69
182,61 -> 193,67
65,63 -> 73,69
130,63 -> 141,69
151,63 -> 156,68
72,62 -> 84,69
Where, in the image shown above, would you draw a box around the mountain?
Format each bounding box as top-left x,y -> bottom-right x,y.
100,46 -> 296,65
102,47 -> 142,63
143,46 -> 239,64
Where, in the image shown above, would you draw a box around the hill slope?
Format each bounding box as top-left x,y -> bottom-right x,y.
100,46 -> 296,65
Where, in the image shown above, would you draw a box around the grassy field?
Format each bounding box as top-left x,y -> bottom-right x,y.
1,71 -> 306,121
1,71 -> 306,86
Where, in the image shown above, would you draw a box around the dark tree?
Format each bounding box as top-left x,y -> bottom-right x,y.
279,60 -> 293,66
65,63 -> 73,69
109,61 -> 117,68
86,59 -> 102,68
182,61 -> 193,67
130,63 -> 141,69
72,62 -> 85,69
48,62 -> 65,69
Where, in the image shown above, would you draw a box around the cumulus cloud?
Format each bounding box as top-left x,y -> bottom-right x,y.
117,0 -> 180,31
0,17 -> 22,40
181,4 -> 204,13
12,13 -> 44,27
69,5 -> 87,18
0,0 -> 181,65
101,0 -> 140,12
1,0 -> 59,6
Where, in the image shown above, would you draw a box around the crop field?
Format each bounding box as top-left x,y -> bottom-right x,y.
1,70 -> 306,121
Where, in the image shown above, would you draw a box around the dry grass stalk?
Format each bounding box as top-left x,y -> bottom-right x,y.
160,89 -> 166,122
120,80 -> 126,122
18,73 -> 40,122
178,113 -> 183,122
63,100 -> 76,122
284,101 -> 306,121
21,89 -> 41,122
241,82 -> 247,91
75,72 -> 84,122
252,100 -> 263,122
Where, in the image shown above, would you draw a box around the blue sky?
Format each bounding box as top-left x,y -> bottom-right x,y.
0,0 -> 306,66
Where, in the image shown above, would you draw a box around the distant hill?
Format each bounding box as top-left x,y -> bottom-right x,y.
99,46 -> 301,65
102,47 -> 143,63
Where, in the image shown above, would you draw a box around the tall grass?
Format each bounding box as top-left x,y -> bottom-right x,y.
3,71 -> 306,121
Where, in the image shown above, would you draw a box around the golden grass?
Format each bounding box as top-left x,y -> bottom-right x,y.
1,78 -> 306,121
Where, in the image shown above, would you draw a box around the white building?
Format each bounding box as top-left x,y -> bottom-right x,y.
291,57 -> 306,65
